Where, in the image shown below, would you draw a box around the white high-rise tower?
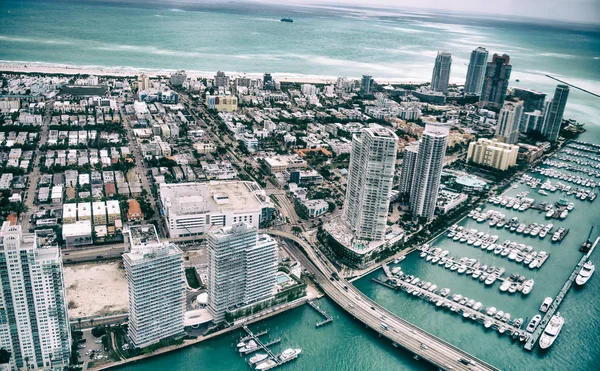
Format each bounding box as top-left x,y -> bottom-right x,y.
0,222 -> 72,370
408,122 -> 449,221
207,222 -> 278,323
431,52 -> 452,93
464,47 -> 489,95
496,99 -> 524,144
343,125 -> 398,241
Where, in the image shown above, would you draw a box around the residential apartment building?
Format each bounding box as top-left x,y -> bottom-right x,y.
479,54 -> 512,110
467,138 -> 519,171
0,222 -> 72,370
464,47 -> 489,95
123,226 -> 185,348
343,125 -> 398,241
207,222 -> 278,323
495,99 -> 524,144
431,52 -> 452,93
543,84 -> 570,142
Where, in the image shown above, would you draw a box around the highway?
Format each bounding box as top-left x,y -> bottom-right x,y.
267,229 -> 499,371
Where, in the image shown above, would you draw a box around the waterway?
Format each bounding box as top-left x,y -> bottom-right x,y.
114,130 -> 600,370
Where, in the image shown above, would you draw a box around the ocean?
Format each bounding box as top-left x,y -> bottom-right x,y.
1,0 -> 599,124
2,1 -> 600,370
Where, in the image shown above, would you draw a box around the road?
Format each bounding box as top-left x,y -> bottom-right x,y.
119,104 -> 166,236
21,100 -> 52,231
267,229 -> 499,371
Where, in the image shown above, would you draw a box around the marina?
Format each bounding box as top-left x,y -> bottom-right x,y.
237,325 -> 301,369
524,235 -> 600,350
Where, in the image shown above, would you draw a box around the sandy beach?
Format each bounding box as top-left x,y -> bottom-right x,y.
0,61 -> 425,85
64,261 -> 128,319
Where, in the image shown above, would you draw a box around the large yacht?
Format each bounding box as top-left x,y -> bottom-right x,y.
575,261 -> 595,286
540,297 -> 553,312
539,313 -> 564,349
279,348 -> 302,362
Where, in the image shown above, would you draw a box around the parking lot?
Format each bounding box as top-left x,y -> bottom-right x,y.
76,328 -> 109,369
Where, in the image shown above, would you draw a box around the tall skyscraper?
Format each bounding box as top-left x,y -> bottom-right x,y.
496,99 -> 524,144
431,52 -> 452,93
398,142 -> 419,195
407,123 -> 449,221
464,47 -> 489,95
170,70 -> 187,87
512,88 -> 547,132
359,75 -> 374,97
343,125 -> 398,241
123,226 -> 185,348
0,222 -> 72,370
479,54 -> 512,110
137,73 -> 150,91
207,222 -> 278,323
543,84 -> 570,142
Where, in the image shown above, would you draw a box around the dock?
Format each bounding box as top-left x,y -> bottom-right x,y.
240,325 -> 281,360
240,329 -> 268,342
307,300 -> 333,327
524,235 -> 600,350
373,274 -> 525,340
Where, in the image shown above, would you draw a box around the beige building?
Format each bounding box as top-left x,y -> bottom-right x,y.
263,154 -> 308,174
206,95 -> 238,112
93,201 -> 107,225
467,138 -> 519,171
106,200 -> 121,224
77,202 -> 92,221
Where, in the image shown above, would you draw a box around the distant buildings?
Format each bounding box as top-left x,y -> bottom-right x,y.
0,222 -> 72,370
412,88 -> 446,104
479,54 -> 512,110
359,75 -> 374,97
263,154 -> 308,174
138,73 -> 150,91
512,88 -> 547,133
431,52 -> 452,93
214,71 -> 230,87
159,181 -> 274,238
205,94 -> 238,112
464,47 -> 489,95
343,125 -> 398,241
543,84 -> 570,142
207,222 -> 278,323
123,225 -> 185,348
170,70 -> 187,87
467,138 -> 519,171
403,122 -> 449,221
496,99 -> 524,144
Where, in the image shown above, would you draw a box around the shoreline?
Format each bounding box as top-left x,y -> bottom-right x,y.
91,295 -> 319,371
0,61 -> 428,85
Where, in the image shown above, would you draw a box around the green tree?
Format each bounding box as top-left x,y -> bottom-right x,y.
291,226 -> 302,235
0,348 -> 11,364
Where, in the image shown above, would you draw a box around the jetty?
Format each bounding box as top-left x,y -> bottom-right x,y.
545,74 -> 600,98
240,325 -> 282,359
524,235 -> 600,350
307,300 -> 333,327
240,329 -> 268,342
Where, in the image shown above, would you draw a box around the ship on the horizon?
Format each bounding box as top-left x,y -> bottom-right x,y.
281,18 -> 294,23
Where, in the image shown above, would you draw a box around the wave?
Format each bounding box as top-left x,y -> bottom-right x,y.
0,35 -> 73,45
538,52 -> 576,59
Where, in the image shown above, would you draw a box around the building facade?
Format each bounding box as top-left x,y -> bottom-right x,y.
479,54 -> 512,110
359,75 -> 373,97
467,138 -> 519,171
543,84 -> 570,142
398,141 -> 419,195
207,222 -> 278,323
495,99 -> 524,144
408,123 -> 449,221
464,47 -> 489,95
431,52 -> 452,93
123,226 -> 185,348
343,125 -> 398,241
0,222 -> 72,371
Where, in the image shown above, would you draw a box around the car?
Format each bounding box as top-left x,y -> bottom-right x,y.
95,340 -> 102,344
96,255 -> 103,259
371,306 -> 376,310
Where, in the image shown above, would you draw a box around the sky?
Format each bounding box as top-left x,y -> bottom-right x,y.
256,0 -> 600,24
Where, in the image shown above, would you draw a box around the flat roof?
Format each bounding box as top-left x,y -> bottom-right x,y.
456,175 -> 487,187
160,181 -> 271,217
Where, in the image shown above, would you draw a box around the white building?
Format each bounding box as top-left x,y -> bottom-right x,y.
62,220 -> 92,248
343,125 -> 398,241
207,222 -> 278,323
159,181 -> 274,238
123,225 -> 185,348
467,138 -> 519,171
496,99 -> 523,144
0,222 -> 72,370
407,122 -> 449,221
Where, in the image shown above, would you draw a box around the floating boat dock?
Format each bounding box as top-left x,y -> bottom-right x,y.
240,329 -> 268,342
307,300 -> 333,327
524,235 -> 599,350
240,325 -> 282,358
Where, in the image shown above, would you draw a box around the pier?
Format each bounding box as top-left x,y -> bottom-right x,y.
240,325 -> 281,360
545,74 -> 600,98
307,300 -> 333,327
524,235 -> 600,350
373,272 -> 525,340
240,329 -> 268,342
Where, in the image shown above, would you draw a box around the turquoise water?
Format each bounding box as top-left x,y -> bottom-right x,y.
2,1 -> 600,369
1,0 -> 600,124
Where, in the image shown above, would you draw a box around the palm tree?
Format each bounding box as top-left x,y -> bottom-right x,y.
291,226 -> 302,236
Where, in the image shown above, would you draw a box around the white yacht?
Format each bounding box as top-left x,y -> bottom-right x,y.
522,279 -> 535,295
526,314 -> 542,333
255,359 -> 278,370
540,297 -> 553,313
539,313 -> 564,349
239,340 -> 258,353
575,261 -> 595,286
279,348 -> 302,362
249,354 -> 269,366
